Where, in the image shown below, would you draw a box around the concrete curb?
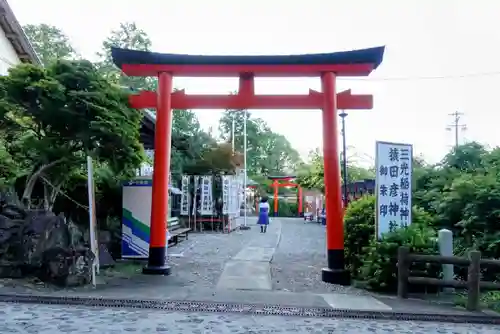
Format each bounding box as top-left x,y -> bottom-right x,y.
0,293 -> 499,324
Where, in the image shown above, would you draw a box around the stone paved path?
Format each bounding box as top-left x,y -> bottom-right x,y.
216,218 -> 281,291
165,223 -> 250,289
271,218 -> 366,294
0,219 -> 496,324
2,302 -> 499,333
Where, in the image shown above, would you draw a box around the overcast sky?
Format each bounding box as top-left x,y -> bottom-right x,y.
9,0 -> 500,165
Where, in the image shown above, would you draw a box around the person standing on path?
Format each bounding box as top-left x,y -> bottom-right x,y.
257,196 -> 270,233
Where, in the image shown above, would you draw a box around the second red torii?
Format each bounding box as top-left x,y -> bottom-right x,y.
268,176 -> 302,217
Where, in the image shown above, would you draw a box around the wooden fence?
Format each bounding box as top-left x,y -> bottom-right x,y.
397,246 -> 500,311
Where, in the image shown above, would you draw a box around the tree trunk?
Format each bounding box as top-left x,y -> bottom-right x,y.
21,158 -> 65,208
48,180 -> 63,211
43,182 -> 49,210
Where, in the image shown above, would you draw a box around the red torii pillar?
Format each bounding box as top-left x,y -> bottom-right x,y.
298,186 -> 303,216
111,46 -> 384,285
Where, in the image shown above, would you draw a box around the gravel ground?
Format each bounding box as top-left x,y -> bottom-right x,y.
271,218 -> 367,295
165,229 -> 249,288
0,228 -> 250,295
2,302 -> 498,333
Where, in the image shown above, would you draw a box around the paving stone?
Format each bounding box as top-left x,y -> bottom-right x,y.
217,260 -> 272,290
0,217 -> 495,332
1,302 -> 498,333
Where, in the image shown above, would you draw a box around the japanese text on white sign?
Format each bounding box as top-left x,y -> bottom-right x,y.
375,141 -> 413,238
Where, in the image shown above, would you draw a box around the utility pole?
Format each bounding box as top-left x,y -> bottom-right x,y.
446,111 -> 467,148
231,115 -> 235,152
339,111 -> 349,208
240,111 -> 250,230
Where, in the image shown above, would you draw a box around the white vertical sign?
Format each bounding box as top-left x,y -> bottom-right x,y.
200,175 -> 213,215
86,156 -> 99,286
138,149 -> 155,176
222,175 -> 230,214
375,141 -> 413,238
180,175 -> 190,215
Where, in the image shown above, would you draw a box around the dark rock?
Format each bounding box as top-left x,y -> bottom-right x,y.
99,231 -> 111,244
0,203 -> 94,287
98,244 -> 115,269
1,204 -> 26,220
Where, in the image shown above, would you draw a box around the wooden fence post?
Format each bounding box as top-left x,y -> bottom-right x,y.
467,250 -> 481,311
397,246 -> 410,299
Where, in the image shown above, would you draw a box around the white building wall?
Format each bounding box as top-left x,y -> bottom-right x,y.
0,26 -> 20,75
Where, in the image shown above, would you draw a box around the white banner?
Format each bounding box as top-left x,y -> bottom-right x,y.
231,175 -> 239,217
200,175 -> 213,215
222,175 -> 230,214
181,175 -> 190,215
137,149 -> 155,176
192,176 -> 199,215
375,141 -> 413,238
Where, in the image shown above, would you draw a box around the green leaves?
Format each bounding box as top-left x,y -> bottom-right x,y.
0,138 -> 21,189
351,142 -> 500,292
413,142 -> 500,254
343,194 -> 439,292
218,109 -> 301,175
343,195 -> 376,277
23,24 -> 78,66
296,148 -> 375,193
358,223 -> 439,292
0,59 -> 143,206
96,22 -> 156,91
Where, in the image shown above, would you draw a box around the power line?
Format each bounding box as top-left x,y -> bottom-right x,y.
39,175 -> 89,210
446,111 -> 467,148
339,70 -> 500,82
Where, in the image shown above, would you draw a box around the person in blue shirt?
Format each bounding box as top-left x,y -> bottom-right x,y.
257,196 -> 270,233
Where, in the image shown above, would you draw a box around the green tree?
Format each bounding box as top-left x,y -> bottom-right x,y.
184,143 -> 242,175
296,149 -> 374,192
23,24 -> 78,65
96,22 -> 156,90
296,149 -> 325,192
0,139 -> 19,190
0,60 -> 143,208
218,109 -> 301,175
98,22 -> 216,179
260,132 -> 301,174
170,109 -> 217,175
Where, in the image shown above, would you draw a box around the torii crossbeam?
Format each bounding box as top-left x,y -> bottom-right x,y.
112,46 -> 385,285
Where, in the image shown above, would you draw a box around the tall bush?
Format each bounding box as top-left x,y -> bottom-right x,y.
343,195 -> 376,277
343,194 -> 438,288
358,223 -> 440,293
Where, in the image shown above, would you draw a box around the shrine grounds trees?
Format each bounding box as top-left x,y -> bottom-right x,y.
296,148 -> 375,193
23,24 -> 79,66
218,109 -> 301,176
18,22 -> 500,308
293,141 -> 500,307
12,22 -> 302,239
295,141 -> 500,294
336,142 -> 500,309
0,59 -> 143,208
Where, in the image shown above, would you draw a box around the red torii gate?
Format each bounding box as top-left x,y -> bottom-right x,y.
111,46 -> 384,285
268,175 -> 302,217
